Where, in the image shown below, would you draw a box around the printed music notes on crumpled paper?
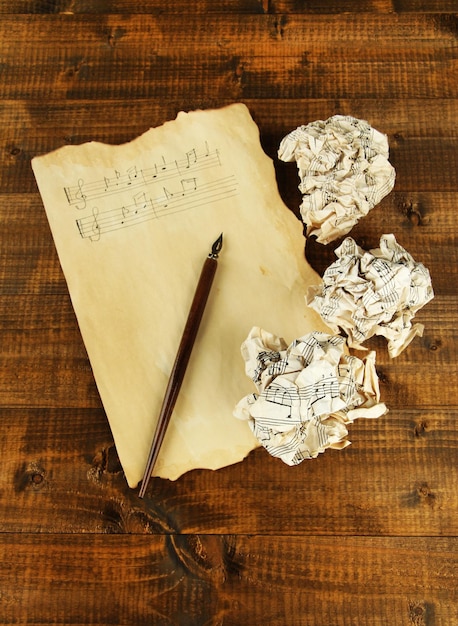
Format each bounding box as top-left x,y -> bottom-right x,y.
32,103 -> 329,488
234,327 -> 387,465
306,234 -> 434,358
278,115 -> 396,244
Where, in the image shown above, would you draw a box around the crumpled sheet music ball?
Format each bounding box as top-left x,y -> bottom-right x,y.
306,234 -> 434,358
234,328 -> 387,466
278,115 -> 396,244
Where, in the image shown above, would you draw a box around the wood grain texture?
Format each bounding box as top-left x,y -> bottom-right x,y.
1,0 -> 458,13
1,193 -> 456,295
0,14 -> 457,102
0,534 -> 456,625
1,405 -> 457,535
0,3 -> 457,624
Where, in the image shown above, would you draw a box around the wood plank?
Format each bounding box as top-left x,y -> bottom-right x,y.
273,0 -> 458,11
0,533 -> 456,624
5,135 -> 458,194
2,97 -> 458,138
0,293 -> 454,333
0,315 -> 454,408
0,15 -> 456,101
2,13 -> 456,47
0,192 -> 455,293
0,0 -> 269,14
4,135 -> 458,194
1,406 -> 457,534
1,0 -> 457,13
3,98 -> 458,197
2,55 -> 454,101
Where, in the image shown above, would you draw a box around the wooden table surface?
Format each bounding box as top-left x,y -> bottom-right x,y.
1,2 -> 457,625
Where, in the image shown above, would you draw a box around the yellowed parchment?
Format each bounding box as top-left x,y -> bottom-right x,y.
32,103 -> 328,487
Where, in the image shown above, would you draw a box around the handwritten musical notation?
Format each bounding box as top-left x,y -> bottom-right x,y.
76,175 -> 238,241
64,143 -> 238,241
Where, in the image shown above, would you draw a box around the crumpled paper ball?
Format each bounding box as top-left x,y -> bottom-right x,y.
234,327 -> 387,466
278,115 -> 396,244
306,234 -> 434,358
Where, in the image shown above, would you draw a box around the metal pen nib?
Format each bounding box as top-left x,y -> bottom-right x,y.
209,233 -> 223,259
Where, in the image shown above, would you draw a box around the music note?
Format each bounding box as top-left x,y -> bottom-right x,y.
72,142 -> 238,241
133,191 -> 151,214
146,163 -> 158,182
103,170 -> 121,193
121,206 -> 129,223
162,187 -> 174,208
180,178 -> 197,193
127,166 -> 138,184
185,148 -> 197,168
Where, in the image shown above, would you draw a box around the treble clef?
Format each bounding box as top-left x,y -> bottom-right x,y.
74,178 -> 87,210
89,207 -> 101,242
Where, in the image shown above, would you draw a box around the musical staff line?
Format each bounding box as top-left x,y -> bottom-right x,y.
64,144 -> 221,209
76,175 -> 238,240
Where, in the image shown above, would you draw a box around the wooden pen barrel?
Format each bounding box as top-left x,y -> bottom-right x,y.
138,254 -> 218,497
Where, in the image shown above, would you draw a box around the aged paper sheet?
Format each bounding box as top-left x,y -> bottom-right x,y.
32,103 -> 328,487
